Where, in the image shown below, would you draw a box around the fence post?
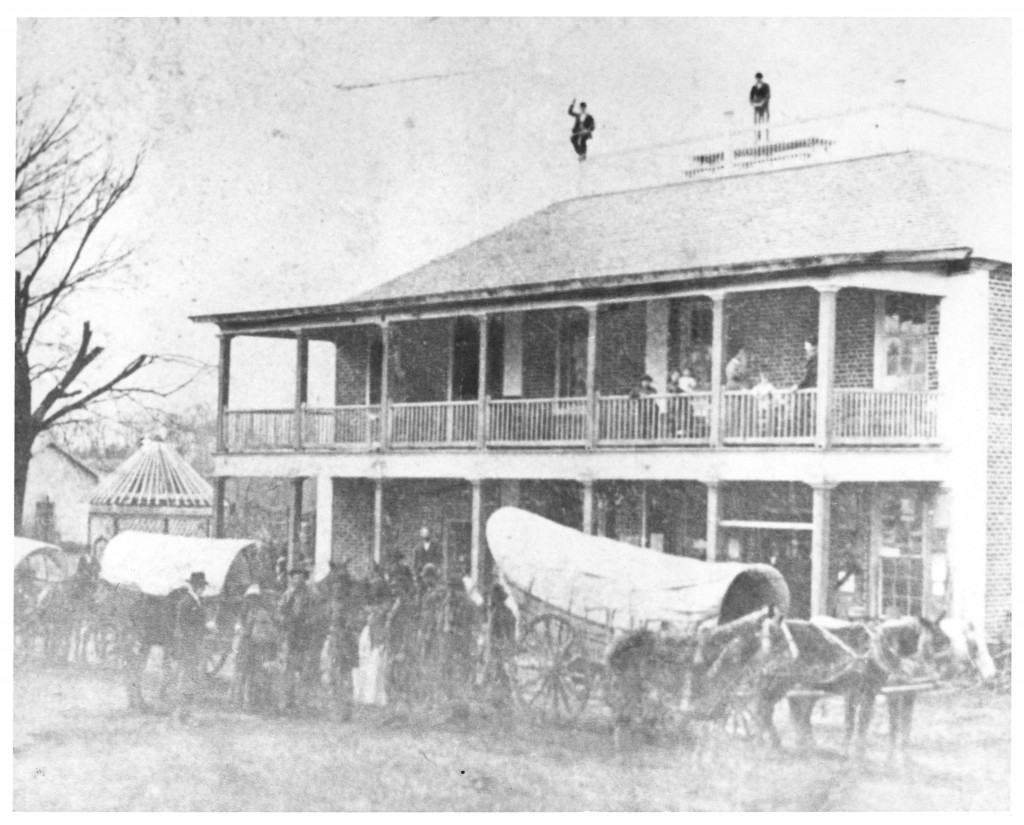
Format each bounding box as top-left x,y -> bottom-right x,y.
216,334 -> 232,453
294,329 -> 308,451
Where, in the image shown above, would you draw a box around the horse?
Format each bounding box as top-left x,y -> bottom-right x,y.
781,616 -> 947,757
605,607 -> 780,749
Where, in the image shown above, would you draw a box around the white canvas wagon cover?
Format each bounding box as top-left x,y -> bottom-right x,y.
101,531 -> 257,597
486,507 -> 790,634
14,537 -> 65,582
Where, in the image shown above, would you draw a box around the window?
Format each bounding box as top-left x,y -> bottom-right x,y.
878,488 -> 926,618
34,496 -> 56,543
876,294 -> 928,391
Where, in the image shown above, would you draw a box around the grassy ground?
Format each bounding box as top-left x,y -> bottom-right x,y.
13,662 -> 1010,811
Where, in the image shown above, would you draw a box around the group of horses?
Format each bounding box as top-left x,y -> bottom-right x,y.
606,606 -> 985,757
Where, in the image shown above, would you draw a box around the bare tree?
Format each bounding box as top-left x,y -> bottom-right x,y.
15,91 -> 152,532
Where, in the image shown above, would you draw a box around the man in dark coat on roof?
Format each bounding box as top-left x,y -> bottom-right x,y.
568,99 -> 596,161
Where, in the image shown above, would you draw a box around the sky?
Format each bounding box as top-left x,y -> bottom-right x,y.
15,17 -> 1012,414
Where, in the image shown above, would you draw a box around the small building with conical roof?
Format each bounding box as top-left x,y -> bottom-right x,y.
88,437 -> 213,544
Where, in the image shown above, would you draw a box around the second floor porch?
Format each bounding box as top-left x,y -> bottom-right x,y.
215,273 -> 949,455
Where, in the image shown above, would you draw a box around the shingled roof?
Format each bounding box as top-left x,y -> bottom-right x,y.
89,438 -> 212,509
353,152 -> 1008,307
191,151 -> 1009,329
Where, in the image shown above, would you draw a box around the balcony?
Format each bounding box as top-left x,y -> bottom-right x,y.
221,388 -> 941,454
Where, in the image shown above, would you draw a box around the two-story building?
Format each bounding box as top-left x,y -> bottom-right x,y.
193,105 -> 1010,638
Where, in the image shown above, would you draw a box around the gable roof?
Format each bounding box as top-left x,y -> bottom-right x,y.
32,442 -> 100,482
354,152 -> 1009,306
89,438 -> 212,509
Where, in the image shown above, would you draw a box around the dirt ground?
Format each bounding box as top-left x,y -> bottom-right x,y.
13,661 -> 1010,811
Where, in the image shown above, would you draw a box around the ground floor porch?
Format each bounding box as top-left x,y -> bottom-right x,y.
214,474 -> 956,626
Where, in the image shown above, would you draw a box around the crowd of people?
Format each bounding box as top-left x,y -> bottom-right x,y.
217,531 -> 519,725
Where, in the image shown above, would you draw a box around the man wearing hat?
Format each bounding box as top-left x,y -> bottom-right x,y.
174,571 -> 209,723
750,72 -> 771,141
279,565 -> 314,712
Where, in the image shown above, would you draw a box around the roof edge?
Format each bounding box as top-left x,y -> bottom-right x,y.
191,247 -> 973,331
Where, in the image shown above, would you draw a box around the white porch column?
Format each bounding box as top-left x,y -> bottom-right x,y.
372,477 -> 384,566
815,286 -> 838,448
708,293 -> 726,446
294,329 -> 308,450
379,322 -> 391,449
585,305 -> 599,446
705,481 -> 721,562
314,474 -> 334,581
470,479 -> 483,584
212,476 -> 227,538
811,483 -> 834,617
216,334 -> 232,453
477,314 -> 489,448
581,478 -> 595,535
288,477 -> 304,568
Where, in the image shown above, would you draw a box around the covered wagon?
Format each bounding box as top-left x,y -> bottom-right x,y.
486,507 -> 790,721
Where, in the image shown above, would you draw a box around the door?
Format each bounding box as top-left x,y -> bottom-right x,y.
722,527 -> 813,619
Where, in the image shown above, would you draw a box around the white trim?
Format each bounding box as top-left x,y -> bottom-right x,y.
719,520 -> 813,531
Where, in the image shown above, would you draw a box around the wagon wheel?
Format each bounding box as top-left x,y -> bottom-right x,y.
513,614 -> 592,722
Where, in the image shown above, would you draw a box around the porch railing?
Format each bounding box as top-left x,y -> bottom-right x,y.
303,405 -> 381,447
224,409 -> 296,451
832,389 -> 940,444
221,389 -> 944,452
487,397 -> 588,445
721,389 -> 817,443
389,400 -> 478,446
598,393 -> 712,444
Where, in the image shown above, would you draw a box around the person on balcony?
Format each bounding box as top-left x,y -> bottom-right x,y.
752,372 -> 776,437
750,72 -> 771,141
725,347 -> 751,390
568,99 -> 595,161
629,374 -> 659,438
796,335 -> 818,390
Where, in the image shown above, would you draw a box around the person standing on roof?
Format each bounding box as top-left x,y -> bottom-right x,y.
750,72 -> 771,141
568,99 -> 596,161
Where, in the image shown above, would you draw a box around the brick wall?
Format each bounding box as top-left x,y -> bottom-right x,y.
331,478 -> 375,578
520,480 -> 583,529
389,318 -> 451,402
835,289 -> 875,388
334,326 -> 369,405
725,288 -> 818,386
597,303 -> 645,395
986,270 -> 1012,638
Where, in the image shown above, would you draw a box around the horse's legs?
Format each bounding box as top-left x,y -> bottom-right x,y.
853,688 -> 878,755
788,697 -> 815,748
124,643 -> 150,710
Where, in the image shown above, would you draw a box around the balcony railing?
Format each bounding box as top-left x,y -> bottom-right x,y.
722,389 -> 818,444
221,389 -> 942,452
224,409 -> 296,451
389,400 -> 477,446
832,389 -> 940,444
487,397 -> 588,445
598,393 -> 712,444
304,405 -> 381,448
